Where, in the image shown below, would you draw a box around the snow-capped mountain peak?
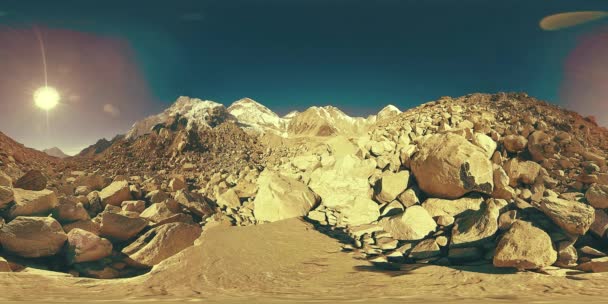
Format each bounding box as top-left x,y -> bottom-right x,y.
227,97 -> 286,133
126,96 -> 229,139
377,104 -> 401,121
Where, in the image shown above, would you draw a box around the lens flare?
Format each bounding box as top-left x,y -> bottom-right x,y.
540,11 -> 608,31
34,86 -> 60,110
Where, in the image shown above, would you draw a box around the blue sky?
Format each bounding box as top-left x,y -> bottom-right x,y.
0,0 -> 606,153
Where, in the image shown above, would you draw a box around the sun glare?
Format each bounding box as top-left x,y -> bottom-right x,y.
34,86 -> 60,110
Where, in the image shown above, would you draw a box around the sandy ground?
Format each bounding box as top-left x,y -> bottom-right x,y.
0,218 -> 607,303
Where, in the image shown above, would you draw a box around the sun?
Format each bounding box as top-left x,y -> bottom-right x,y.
34,86 -> 60,110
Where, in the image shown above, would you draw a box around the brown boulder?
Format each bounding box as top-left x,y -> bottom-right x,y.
0,216 -> 67,258
122,222 -> 201,266
8,189 -> 58,218
99,181 -> 131,206
53,197 -> 90,223
493,221 -> 557,270
99,212 -> 148,241
14,170 -> 47,191
539,196 -> 594,236
66,228 -> 113,263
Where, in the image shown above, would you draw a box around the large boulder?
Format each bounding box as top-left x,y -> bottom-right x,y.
99,181 -> 131,206
0,216 -> 67,258
374,170 -> 410,204
14,170 -> 47,191
379,205 -> 436,240
586,184 -> 608,209
539,197 -> 594,235
66,228 -> 112,263
450,199 -> 500,248
308,155 -> 378,226
0,186 -> 14,209
493,221 -> 557,270
122,222 -> 201,267
411,133 -> 493,199
253,170 -> 319,222
74,174 -> 106,191
8,189 -> 58,218
421,196 -> 484,218
309,155 -> 376,209
52,197 -> 90,223
175,190 -> 215,218
99,212 -> 148,241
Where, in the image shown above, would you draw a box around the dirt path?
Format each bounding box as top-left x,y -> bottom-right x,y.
0,218 -> 607,303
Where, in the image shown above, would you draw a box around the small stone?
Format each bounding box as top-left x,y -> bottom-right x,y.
435,215 -> 454,227
169,176 -> 186,192
498,210 -> 517,231
375,170 -> 410,204
0,186 -> 14,209
409,238 -> 441,260
380,205 -> 436,241
555,241 -> 578,268
503,135 -> 528,153
121,200 -> 146,213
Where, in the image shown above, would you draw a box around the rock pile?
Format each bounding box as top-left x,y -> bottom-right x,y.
297,93 -> 608,272
0,169 -> 207,277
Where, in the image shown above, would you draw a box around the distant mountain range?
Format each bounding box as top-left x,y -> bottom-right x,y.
42,147 -> 69,158
125,96 -> 402,140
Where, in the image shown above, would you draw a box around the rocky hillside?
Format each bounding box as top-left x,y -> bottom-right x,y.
0,131 -> 60,180
1,92 -> 608,279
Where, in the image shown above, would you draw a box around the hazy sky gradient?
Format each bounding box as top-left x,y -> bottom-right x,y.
0,0 -> 606,154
